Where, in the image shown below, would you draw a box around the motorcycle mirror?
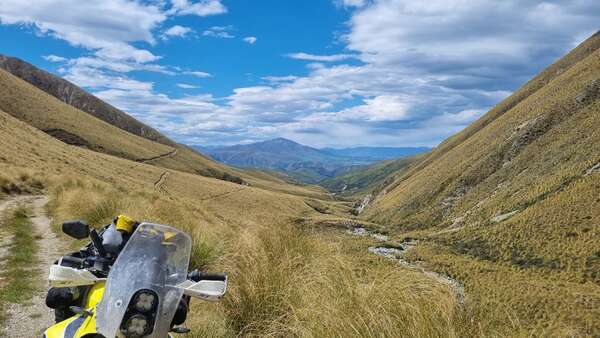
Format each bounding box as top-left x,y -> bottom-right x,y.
62,220 -> 90,240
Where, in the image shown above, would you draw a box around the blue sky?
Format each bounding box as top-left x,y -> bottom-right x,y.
0,1 -> 599,147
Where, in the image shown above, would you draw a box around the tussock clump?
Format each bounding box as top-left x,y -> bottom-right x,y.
0,169 -> 44,196
211,225 -> 459,337
575,78 -> 600,104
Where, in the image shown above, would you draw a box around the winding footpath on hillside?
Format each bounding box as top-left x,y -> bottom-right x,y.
0,195 -> 64,336
137,148 -> 178,163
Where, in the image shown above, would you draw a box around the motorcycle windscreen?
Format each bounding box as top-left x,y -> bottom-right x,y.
96,223 -> 191,338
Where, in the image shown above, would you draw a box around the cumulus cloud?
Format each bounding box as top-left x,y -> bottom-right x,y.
202,0 -> 600,147
3,0 -> 600,147
262,75 -> 299,83
163,25 -> 192,38
243,36 -> 257,44
286,52 -> 357,62
202,26 -> 234,39
43,54 -> 67,62
0,0 -> 165,62
184,71 -> 212,78
177,83 -> 200,89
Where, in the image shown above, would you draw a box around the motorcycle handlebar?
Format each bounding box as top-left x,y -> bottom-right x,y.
188,270 -> 227,282
89,229 -> 107,257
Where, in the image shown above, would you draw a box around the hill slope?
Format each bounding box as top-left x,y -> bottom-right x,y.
0,55 -> 173,146
320,155 -> 421,197
359,31 -> 600,335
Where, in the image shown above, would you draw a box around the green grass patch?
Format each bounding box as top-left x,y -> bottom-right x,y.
0,206 -> 38,328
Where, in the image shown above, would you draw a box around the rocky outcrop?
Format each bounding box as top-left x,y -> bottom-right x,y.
352,194 -> 372,215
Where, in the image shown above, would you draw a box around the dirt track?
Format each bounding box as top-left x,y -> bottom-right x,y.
0,195 -> 65,337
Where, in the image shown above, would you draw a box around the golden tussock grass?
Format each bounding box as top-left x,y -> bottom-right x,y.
41,175 -> 462,338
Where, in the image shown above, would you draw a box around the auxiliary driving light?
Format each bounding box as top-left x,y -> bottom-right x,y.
133,290 -> 157,313
123,314 -> 150,337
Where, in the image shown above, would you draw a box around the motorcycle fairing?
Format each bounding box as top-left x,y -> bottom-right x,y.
96,222 -> 191,338
44,282 -> 105,338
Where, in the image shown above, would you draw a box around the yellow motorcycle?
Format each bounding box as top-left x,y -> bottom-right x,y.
44,221 -> 228,338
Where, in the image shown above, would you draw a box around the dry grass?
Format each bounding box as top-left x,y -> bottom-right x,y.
355,33 -> 600,336
40,174 -> 462,338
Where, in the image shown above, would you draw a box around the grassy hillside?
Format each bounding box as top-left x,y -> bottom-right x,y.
320,155 -> 421,197
0,67 -> 176,161
360,32 -> 600,335
0,55 -> 173,146
0,66 -> 330,198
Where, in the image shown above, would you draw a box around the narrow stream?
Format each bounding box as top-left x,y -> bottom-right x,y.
346,225 -> 465,303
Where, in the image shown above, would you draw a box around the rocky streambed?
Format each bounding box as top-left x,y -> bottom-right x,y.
345,224 -> 465,303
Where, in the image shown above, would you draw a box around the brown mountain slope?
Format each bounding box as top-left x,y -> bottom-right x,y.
0,108 -> 318,225
0,67 -> 175,161
0,66 -> 328,198
361,32 -> 600,334
0,55 -> 173,146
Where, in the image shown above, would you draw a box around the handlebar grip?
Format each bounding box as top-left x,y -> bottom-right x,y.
188,270 -> 227,282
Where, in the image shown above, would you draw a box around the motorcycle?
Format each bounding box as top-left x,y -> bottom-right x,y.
43,221 -> 228,338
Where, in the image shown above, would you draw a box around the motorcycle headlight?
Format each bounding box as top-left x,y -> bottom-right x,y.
133,290 -> 157,313
123,314 -> 150,337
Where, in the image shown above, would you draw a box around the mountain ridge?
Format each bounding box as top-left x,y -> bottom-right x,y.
197,137 -> 430,183
0,54 -> 174,146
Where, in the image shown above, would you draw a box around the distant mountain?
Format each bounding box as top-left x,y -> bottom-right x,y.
196,138 -> 429,184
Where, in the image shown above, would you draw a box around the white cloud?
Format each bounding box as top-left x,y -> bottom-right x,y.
243,36 -> 257,44
184,71 -> 212,78
43,54 -> 67,62
64,66 -> 154,91
336,95 -> 413,122
177,83 -> 200,89
4,0 -> 600,147
262,75 -> 299,83
163,25 -> 192,38
202,26 -> 234,39
0,0 -> 165,62
169,0 -> 227,17
202,0 -> 600,147
287,52 -> 357,62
